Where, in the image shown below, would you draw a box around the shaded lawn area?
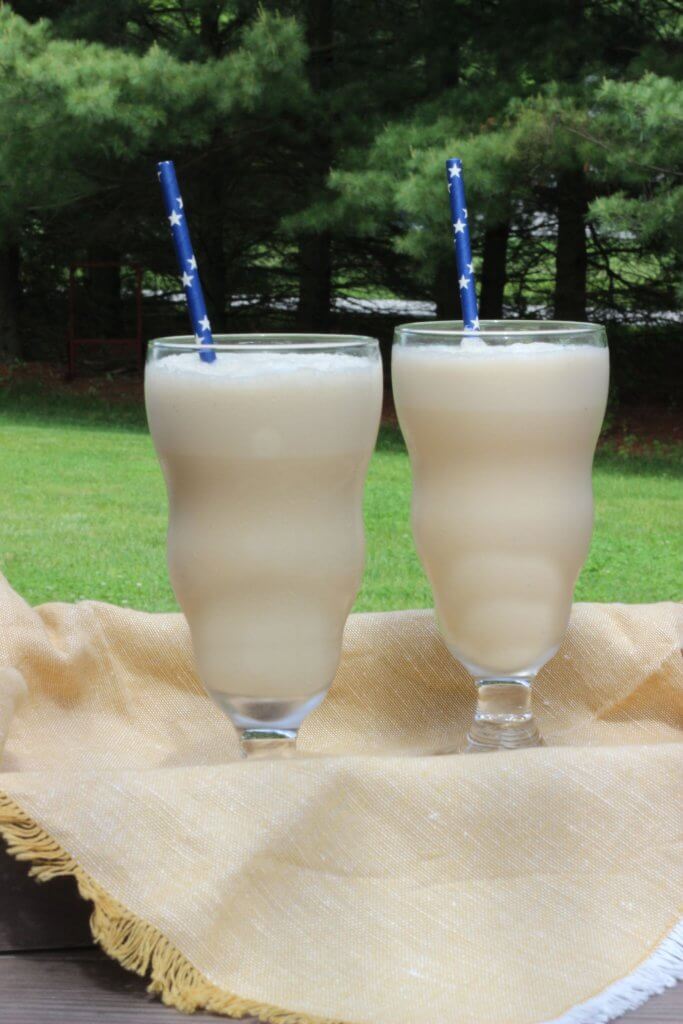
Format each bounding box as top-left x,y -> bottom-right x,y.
0,385 -> 681,611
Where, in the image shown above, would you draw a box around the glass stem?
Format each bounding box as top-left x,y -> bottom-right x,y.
466,677 -> 543,752
238,727 -> 299,759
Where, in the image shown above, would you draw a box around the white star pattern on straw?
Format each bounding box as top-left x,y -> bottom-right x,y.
459,275 -> 470,290
470,317 -> 480,329
463,207 -> 468,219
448,163 -> 462,179
453,218 -> 466,234
157,159 -> 215,361
467,261 -> 474,274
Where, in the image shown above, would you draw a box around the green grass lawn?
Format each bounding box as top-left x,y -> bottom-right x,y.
0,385 -> 680,610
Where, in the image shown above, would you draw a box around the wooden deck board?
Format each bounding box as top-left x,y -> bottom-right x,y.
2,847 -> 680,1022
0,948 -> 680,1023
0,851 -> 92,953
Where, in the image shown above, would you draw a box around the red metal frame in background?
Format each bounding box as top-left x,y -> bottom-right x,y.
67,262 -> 143,378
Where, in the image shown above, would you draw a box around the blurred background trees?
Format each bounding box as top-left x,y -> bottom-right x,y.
0,0 -> 680,392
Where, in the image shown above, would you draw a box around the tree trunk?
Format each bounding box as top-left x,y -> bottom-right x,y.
86,246 -> 122,337
297,0 -> 333,332
0,242 -> 21,360
423,0 -> 460,95
479,219 -> 510,320
424,2 -> 460,319
199,3 -> 222,56
433,258 -> 459,320
196,9 -> 227,331
196,153 -> 227,333
554,167 -> 589,321
298,233 -> 332,331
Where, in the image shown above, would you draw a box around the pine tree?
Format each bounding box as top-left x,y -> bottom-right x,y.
0,3 -> 307,356
589,73 -> 683,306
322,0 -> 680,322
1,0 -> 680,354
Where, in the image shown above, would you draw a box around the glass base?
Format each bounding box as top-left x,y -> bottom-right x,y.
208,689 -> 327,759
465,677 -> 543,752
238,727 -> 299,759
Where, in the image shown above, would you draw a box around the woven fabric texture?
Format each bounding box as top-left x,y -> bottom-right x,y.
0,574 -> 681,1024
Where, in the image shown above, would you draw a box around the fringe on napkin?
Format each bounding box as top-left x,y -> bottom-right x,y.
1,790 -> 681,1024
546,917 -> 683,1024
0,792 -> 343,1024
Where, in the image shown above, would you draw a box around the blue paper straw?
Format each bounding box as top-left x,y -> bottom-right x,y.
157,160 -> 215,362
446,158 -> 480,331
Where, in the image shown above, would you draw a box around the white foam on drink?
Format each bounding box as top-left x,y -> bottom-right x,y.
151,350 -> 373,380
406,338 -> 600,358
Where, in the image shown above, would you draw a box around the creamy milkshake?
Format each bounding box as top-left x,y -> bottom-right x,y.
146,337 -> 382,752
393,321 -> 609,749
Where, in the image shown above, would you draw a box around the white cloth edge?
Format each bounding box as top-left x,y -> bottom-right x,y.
545,918 -> 683,1023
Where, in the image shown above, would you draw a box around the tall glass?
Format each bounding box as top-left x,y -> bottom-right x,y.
145,335 -> 382,757
392,321 -> 609,751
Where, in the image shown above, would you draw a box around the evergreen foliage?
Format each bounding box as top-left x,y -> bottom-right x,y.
0,1 -> 679,358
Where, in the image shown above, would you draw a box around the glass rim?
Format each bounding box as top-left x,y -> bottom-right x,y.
395,319 -> 605,340
149,333 -> 379,353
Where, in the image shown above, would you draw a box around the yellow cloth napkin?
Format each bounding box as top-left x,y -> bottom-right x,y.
0,573 -> 681,1024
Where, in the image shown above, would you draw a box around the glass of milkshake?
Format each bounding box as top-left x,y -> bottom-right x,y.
392,321 -> 609,752
145,335 -> 383,758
